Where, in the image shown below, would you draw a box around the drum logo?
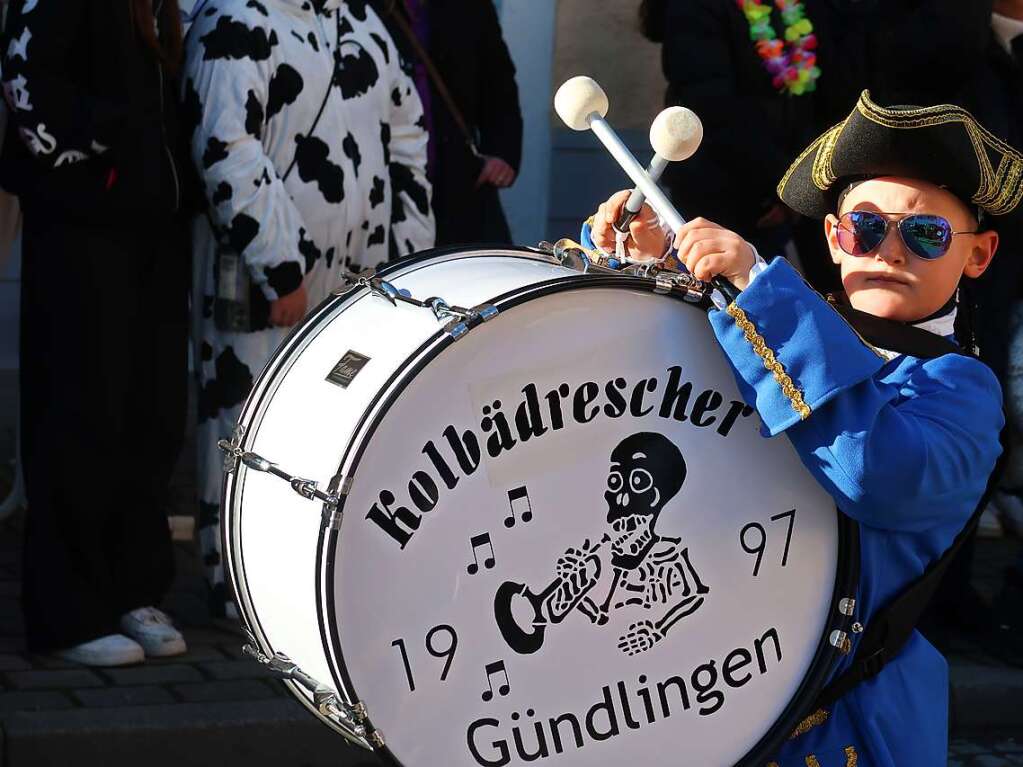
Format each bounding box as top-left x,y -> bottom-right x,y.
494,432 -> 708,657
326,350 -> 371,388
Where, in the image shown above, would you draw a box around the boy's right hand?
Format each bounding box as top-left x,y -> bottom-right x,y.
589,191 -> 669,262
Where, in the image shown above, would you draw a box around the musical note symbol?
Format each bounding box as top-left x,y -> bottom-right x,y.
504,486 -> 533,529
467,533 -> 496,575
481,660 -> 511,702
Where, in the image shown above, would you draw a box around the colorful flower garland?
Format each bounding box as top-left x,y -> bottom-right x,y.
736,0 -> 821,96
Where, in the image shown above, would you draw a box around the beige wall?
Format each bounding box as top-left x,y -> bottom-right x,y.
552,0 -> 666,132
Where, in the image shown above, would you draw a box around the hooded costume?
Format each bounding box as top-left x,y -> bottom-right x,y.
181,0 -> 434,611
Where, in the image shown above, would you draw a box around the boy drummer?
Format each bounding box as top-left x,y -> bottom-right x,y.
584,92 -> 1020,766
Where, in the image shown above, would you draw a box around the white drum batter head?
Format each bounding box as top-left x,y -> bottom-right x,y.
312,267 -> 855,766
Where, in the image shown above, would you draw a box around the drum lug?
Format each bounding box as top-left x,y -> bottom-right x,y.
829,629 -> 849,650
654,273 -> 673,294
217,442 -> 341,509
838,597 -> 856,616
221,424 -> 247,473
242,635 -> 371,742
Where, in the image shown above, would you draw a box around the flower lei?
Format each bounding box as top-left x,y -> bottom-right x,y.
736,0 -> 821,96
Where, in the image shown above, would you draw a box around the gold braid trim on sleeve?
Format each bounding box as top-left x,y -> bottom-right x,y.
726,303 -> 812,420
805,757 -> 821,767
789,708 -> 829,739
844,746 -> 858,766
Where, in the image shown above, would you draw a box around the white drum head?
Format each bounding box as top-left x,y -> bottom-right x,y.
323,280 -> 850,767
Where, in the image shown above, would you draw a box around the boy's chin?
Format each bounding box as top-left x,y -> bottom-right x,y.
847,288 -> 923,323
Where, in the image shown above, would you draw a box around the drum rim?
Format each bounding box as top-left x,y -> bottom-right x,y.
315,269 -> 861,767
221,246 -> 580,743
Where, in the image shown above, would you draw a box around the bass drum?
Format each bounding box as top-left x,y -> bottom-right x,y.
222,246 -> 857,767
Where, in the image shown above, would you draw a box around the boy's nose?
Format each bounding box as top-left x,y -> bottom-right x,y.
875,229 -> 907,265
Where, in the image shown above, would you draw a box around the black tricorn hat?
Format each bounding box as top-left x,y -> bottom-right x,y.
778,91 -> 1023,220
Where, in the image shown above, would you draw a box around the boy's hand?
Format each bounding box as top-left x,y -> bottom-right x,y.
589,191 -> 669,262
673,217 -> 756,290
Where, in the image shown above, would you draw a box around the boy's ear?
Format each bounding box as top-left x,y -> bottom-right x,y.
963,230 -> 999,279
824,214 -> 843,266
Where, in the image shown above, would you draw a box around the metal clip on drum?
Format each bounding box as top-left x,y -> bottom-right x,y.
356,274 -> 499,340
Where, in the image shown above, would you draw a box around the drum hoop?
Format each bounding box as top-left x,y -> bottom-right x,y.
222,246 -> 581,741
314,269 -> 861,767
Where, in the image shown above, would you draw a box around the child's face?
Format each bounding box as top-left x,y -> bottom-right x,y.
823,177 -> 999,322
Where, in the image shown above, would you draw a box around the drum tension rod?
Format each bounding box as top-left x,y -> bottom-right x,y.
242,633 -> 383,747
217,438 -> 341,510
356,275 -> 498,338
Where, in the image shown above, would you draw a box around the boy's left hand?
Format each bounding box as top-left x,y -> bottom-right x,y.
673,217 -> 756,290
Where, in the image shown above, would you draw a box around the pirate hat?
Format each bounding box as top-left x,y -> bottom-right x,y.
777,91 -> 1023,220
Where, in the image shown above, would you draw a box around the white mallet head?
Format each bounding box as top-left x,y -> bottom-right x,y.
554,76 -> 609,131
650,106 -> 703,162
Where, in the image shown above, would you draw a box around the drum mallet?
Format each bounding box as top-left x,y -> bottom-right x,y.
613,106 -> 704,234
554,76 -> 739,303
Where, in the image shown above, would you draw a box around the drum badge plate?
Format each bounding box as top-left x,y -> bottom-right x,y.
327,351 -> 371,388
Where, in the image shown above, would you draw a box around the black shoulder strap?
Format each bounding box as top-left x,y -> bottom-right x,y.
812,433 -> 1004,710
831,302 -> 968,359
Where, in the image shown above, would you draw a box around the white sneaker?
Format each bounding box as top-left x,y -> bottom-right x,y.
120,607 -> 187,658
995,490 -> 1023,538
56,634 -> 145,667
978,501 -> 1005,538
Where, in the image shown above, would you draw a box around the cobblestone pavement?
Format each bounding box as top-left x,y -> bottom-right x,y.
950,735 -> 1023,766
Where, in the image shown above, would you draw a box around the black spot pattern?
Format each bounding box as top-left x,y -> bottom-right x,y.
244,90 -> 264,138
346,230 -> 353,248
202,137 -> 229,168
197,346 -> 254,422
246,0 -> 269,16
200,16 -> 278,62
298,227 -> 322,272
254,167 -> 272,188
294,134 -> 345,203
338,16 -> 354,36
415,113 -> 426,130
307,31 -> 319,52
391,87 -> 401,107
388,163 -> 430,225
368,224 -> 385,246
212,182 -> 233,205
266,63 -> 304,119
369,175 -> 385,207
369,32 -> 389,63
226,212 -> 260,253
334,44 -> 379,99
380,121 -> 391,166
290,30 -> 304,44
264,262 -> 303,297
325,247 -> 336,268
342,132 -> 361,177
346,0 -> 368,21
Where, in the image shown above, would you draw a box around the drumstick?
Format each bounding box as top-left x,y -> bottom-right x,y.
613,106 -> 703,234
554,77 -> 740,304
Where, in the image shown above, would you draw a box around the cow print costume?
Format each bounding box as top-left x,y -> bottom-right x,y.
182,0 -> 434,614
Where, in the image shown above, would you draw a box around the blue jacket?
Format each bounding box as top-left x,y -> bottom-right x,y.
708,258 -> 1003,766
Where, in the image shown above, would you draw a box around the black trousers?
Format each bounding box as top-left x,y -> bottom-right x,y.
19,215 -> 188,651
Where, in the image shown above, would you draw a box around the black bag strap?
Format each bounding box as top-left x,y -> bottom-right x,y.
378,0 -> 481,157
807,304 -> 1003,711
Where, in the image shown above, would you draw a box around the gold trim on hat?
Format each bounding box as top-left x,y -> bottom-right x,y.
855,91 -> 1023,216
811,123 -> 845,192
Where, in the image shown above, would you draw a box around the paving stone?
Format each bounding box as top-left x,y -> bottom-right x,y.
101,664 -> 203,686
171,679 -> 277,703
25,653 -> 79,670
73,686 -> 175,708
146,644 -> 226,664
196,660 -> 274,681
5,668 -> 104,690
0,653 -> 30,671
0,690 -> 75,713
3,699 -> 379,767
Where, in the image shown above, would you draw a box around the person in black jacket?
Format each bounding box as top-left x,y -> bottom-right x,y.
375,0 -> 523,246
0,0 -> 189,666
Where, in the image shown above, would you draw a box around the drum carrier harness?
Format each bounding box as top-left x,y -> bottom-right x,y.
808,303 -> 1006,713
